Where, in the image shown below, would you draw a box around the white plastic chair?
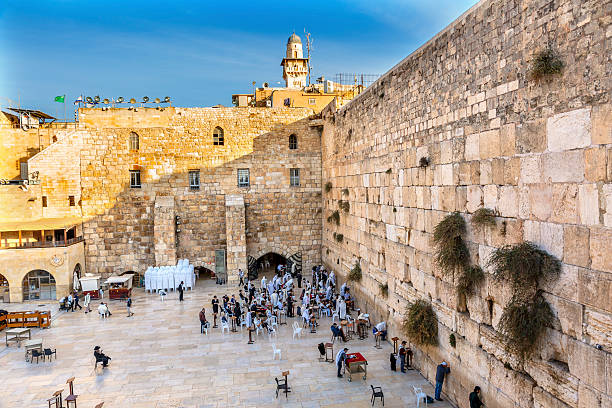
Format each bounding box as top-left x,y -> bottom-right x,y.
272,343 -> 281,360
268,326 -> 278,339
413,386 -> 428,408
240,319 -> 248,332
269,316 -> 279,331
221,320 -> 230,334
332,310 -> 340,322
292,321 -> 303,339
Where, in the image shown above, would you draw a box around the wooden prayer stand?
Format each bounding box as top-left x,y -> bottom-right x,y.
65,377 -> 78,407
282,370 -> 291,398
391,337 -> 399,354
213,313 -> 218,328
374,332 -> 382,349
47,389 -> 63,408
325,343 -> 334,363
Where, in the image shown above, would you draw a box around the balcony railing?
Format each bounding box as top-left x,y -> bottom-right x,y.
0,236 -> 84,250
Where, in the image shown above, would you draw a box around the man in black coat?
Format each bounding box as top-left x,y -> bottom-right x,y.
435,361 -> 450,401
469,386 -> 484,408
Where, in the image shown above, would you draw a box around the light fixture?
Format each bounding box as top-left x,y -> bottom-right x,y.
86,96 -> 93,103
103,98 -> 110,104
163,96 -> 170,103
142,96 -> 149,103
154,98 -> 160,103
129,98 -> 136,104
117,96 -> 124,103
94,95 -> 100,103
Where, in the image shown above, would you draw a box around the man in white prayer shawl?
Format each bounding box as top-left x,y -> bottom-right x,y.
338,297 -> 347,320
326,285 -> 333,300
271,291 -> 278,307
340,282 -> 347,296
261,276 -> 267,290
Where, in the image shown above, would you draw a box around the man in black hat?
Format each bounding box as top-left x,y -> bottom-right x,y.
94,346 -> 111,367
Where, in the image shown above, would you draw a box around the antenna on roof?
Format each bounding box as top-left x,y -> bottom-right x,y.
304,28 -> 312,86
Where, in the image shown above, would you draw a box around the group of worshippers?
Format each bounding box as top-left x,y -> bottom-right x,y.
198,265 -> 349,337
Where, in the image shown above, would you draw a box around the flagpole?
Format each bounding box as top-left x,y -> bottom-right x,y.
64,95 -> 66,128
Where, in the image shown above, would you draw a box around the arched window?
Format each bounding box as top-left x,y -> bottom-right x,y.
23,270 -> 56,300
289,134 -> 297,150
213,126 -> 224,146
129,132 -> 139,150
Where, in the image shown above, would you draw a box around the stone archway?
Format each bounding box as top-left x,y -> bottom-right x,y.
22,270 -> 57,301
0,273 -> 9,302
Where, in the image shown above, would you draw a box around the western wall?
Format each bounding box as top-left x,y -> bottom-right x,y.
320,0 -> 611,407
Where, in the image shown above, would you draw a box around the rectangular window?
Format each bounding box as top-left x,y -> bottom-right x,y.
189,170 -> 200,190
308,98 -> 316,105
237,168 -> 250,187
290,168 -> 300,186
69,196 -> 75,206
20,162 -> 28,180
42,196 -> 47,208
130,170 -> 141,188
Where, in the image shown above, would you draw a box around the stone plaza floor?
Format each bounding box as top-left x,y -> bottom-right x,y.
0,279 -> 454,407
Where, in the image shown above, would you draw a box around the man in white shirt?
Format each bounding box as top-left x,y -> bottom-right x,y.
98,302 -> 111,317
374,321 -> 387,340
336,347 -> 349,377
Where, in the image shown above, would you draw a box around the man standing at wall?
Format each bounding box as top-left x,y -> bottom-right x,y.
336,347 -> 348,378
435,361 -> 450,401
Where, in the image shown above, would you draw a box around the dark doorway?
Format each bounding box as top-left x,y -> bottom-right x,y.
257,253 -> 287,277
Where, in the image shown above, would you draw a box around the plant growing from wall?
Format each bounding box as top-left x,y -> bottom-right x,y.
348,261 -> 362,282
456,265 -> 484,297
342,188 -> 349,196
449,333 -> 456,348
433,212 -> 470,274
334,233 -> 344,243
471,208 -> 496,229
386,168 -> 392,174
487,242 -> 561,294
419,157 -> 430,168
379,282 -> 389,298
338,200 -> 350,213
327,210 -> 340,226
529,47 -> 565,81
402,300 -> 438,346
498,293 -> 553,361
324,181 -> 333,193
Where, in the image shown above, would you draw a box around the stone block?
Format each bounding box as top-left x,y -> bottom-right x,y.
516,119 -> 546,154
563,225 -> 590,267
540,222 -> 564,260
568,338 -> 607,392
533,387 -> 573,408
547,107 -> 591,152
480,160 -> 492,185
605,184 -> 612,227
479,129 -> 501,159
498,186 -> 518,218
465,133 -> 479,161
529,184 -> 552,221
541,151 -> 585,183
578,184 -> 600,225
551,184 -> 579,224
466,185 -> 483,214
504,157 -> 520,185
585,147 -> 607,182
520,155 -> 541,184
584,307 -> 612,350
500,123 -> 516,157
590,227 -> 612,273
578,268 -> 612,312
592,104 -> 612,145
548,294 -> 583,338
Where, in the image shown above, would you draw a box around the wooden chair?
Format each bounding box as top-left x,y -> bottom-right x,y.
30,349 -> 43,363
65,377 -> 78,407
44,348 -> 57,361
47,389 -> 63,408
370,385 -> 384,406
275,371 -> 291,399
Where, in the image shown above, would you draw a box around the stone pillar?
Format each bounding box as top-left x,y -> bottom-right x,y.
154,196 -> 176,266
225,194 -> 247,285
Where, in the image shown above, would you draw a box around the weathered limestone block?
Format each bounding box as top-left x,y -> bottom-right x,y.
590,227 -> 612,273
533,387 -> 573,408
584,307 -> 612,349
592,104 -> 612,145
563,226 -> 590,268
568,338 -> 607,392
520,155 -> 541,184
551,184 -> 579,224
516,119 -> 546,154
541,151 -> 585,183
547,108 -> 591,152
578,268 -> 612,313
525,360 -> 578,407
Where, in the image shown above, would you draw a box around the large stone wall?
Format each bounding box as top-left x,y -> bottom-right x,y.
320,0 -> 611,407
78,107 -> 322,277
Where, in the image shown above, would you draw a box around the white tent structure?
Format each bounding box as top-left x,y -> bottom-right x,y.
144,259 -> 196,293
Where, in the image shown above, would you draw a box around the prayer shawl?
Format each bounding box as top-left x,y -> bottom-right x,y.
339,299 -> 347,319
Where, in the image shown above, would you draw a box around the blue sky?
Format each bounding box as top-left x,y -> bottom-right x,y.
0,0 -> 478,117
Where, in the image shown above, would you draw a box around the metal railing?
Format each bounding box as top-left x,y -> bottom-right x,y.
0,236 -> 84,250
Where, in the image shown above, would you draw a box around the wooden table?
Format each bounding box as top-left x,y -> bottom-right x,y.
6,327 -> 31,346
345,352 -> 368,382
24,338 -> 43,361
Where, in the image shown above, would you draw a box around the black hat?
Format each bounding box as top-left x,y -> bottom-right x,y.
94,346 -> 100,350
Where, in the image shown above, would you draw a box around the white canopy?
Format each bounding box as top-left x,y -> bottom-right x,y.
106,274 -> 134,285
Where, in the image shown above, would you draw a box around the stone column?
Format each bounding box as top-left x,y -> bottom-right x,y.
225,194 -> 247,285
154,196 -> 176,266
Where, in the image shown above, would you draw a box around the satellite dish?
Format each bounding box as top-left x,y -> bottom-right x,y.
142,96 -> 149,103
154,97 -> 160,103
94,95 -> 100,103
129,98 -> 136,104
103,98 -> 110,104
86,96 -> 93,103
117,97 -> 124,103
163,96 -> 170,103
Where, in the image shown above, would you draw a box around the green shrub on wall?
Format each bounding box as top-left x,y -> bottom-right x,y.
433,212 -> 470,274
449,333 -> 456,348
338,200 -> 350,213
498,294 -> 553,361
348,262 -> 362,282
402,300 -> 438,346
530,47 -> 565,81
379,282 -> 389,298
327,210 -> 340,226
471,208 -> 496,229
324,182 -> 333,193
457,265 -> 484,297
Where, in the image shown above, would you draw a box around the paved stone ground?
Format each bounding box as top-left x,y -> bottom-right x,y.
0,278 -> 453,408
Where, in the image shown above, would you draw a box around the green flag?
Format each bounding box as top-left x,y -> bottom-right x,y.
54,95 -> 65,103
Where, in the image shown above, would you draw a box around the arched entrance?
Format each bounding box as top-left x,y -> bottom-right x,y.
73,263 -> 82,291
0,273 -> 9,302
257,253 -> 287,276
22,270 -> 56,300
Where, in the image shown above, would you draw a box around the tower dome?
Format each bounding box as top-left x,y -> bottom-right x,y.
288,33 -> 302,44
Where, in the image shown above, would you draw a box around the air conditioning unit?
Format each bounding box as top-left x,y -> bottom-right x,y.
266,100 -> 272,108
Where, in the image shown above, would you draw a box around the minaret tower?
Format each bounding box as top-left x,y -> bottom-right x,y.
281,33 -> 309,89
